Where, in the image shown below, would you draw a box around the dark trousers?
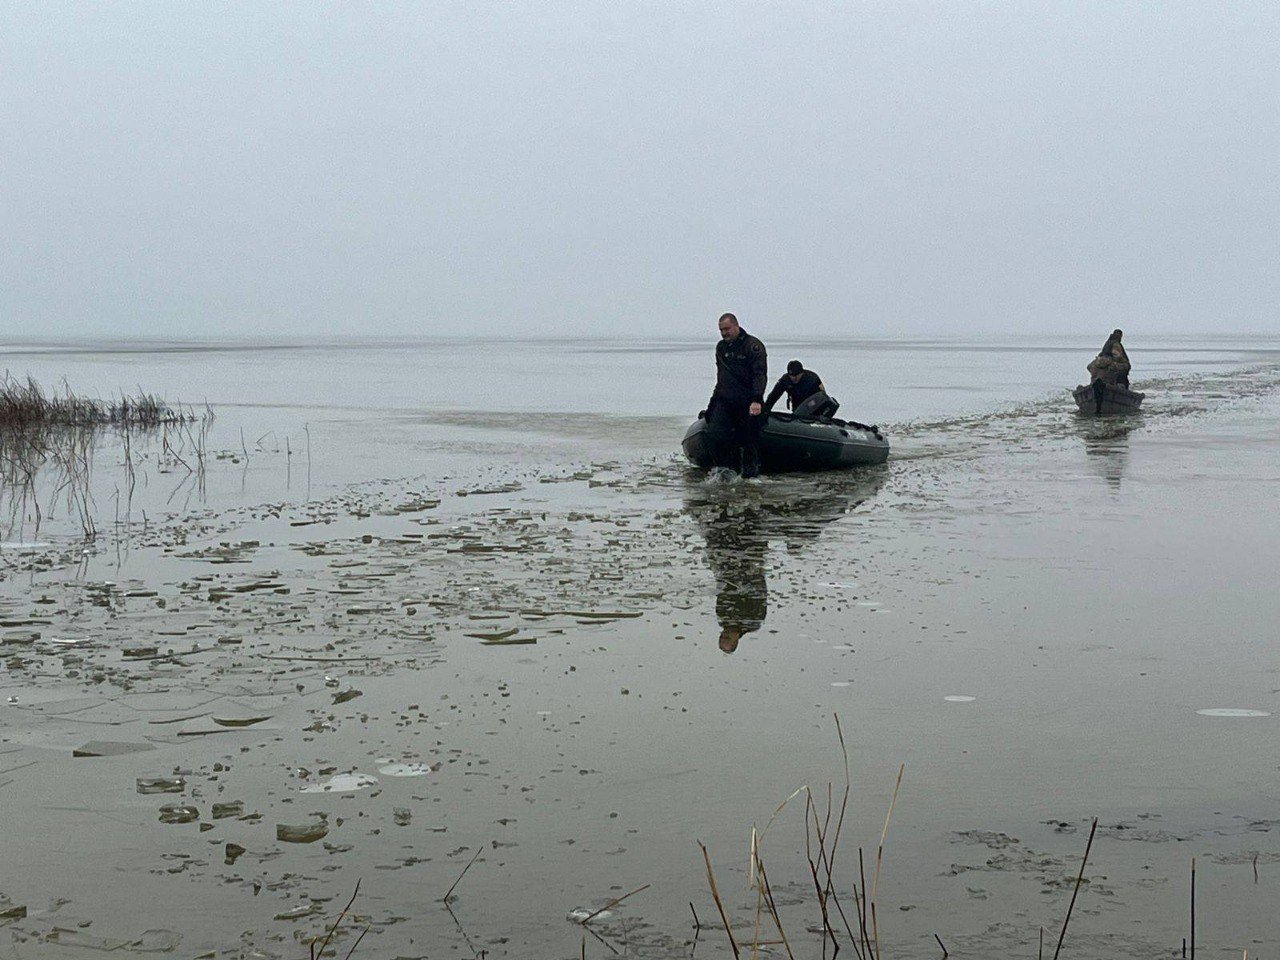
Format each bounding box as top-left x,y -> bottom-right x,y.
708,400 -> 763,476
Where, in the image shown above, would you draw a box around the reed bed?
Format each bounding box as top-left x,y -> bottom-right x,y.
0,375 -> 213,540
695,716 -> 1111,960
0,373 -> 202,428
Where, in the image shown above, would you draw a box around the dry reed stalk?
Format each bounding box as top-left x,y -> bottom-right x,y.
340,924 -> 370,959
750,786 -> 809,889
580,921 -> 619,957
803,791 -> 853,960
749,877 -> 765,960
1050,817 -> 1098,960
856,849 -> 875,960
1190,856 -> 1196,960
752,850 -> 795,960
441,845 -> 484,903
311,879 -> 361,960
827,715 -> 852,891
869,763 -> 905,960
579,883 -> 651,924
698,841 -> 741,960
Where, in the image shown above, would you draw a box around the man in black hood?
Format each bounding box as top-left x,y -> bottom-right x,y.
764,359 -> 839,419
703,312 -> 768,477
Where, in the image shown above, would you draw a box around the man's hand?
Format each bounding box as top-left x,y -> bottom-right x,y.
749,402 -> 762,416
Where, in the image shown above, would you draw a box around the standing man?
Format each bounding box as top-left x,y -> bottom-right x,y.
703,312 -> 768,477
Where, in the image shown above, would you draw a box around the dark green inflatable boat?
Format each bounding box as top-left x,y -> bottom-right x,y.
682,412 -> 889,473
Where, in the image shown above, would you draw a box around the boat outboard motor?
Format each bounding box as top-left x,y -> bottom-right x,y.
793,392 -> 840,420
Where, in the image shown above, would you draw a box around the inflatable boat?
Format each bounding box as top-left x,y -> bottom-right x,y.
1073,381 -> 1144,416
682,412 -> 889,473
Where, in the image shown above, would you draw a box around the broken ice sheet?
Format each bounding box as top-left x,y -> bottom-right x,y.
0,897 -> 27,921
158,804 -> 199,824
273,902 -> 319,921
137,775 -> 186,795
73,741 -> 157,758
378,762 -> 433,777
300,772 -> 377,793
212,715 -> 272,727
131,929 -> 183,952
277,821 -> 329,843
212,801 -> 245,819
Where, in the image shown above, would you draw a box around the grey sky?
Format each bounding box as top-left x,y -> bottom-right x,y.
3,2 -> 1278,339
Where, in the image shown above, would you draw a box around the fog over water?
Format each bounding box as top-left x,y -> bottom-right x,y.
4,2 -> 1279,339
6,9 -> 1280,955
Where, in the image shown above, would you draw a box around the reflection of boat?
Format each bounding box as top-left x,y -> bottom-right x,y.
1076,416 -> 1139,490
682,413 -> 889,473
686,468 -> 887,652
1073,381 -> 1144,416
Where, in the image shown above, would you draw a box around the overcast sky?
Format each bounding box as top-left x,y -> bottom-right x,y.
3,2 -> 1278,339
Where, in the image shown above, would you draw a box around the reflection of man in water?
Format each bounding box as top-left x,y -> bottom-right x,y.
691,470 -> 887,653
702,503 -> 768,653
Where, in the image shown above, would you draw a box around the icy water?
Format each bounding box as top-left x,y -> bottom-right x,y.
2,335 -> 1280,959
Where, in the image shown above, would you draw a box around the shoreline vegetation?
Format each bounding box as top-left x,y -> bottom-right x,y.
0,372 -> 204,428
0,373 -> 214,539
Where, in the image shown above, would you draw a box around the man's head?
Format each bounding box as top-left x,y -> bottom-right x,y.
718,313 -> 740,340
718,624 -> 743,653
787,359 -> 804,381
1112,329 -> 1123,341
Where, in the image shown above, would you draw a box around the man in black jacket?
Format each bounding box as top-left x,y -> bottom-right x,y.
703,312 -> 768,477
763,359 -> 838,418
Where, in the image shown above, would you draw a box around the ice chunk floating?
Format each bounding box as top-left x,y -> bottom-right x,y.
300,772 -> 378,793
1196,708 -> 1270,718
378,762 -> 433,777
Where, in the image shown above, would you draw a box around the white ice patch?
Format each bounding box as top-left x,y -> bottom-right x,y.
1196,708 -> 1270,718
944,696 -> 976,702
300,772 -> 378,793
831,681 -> 853,688
566,908 -> 612,922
